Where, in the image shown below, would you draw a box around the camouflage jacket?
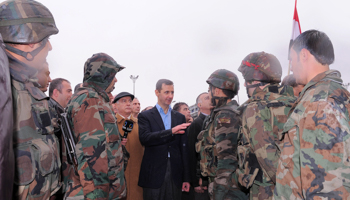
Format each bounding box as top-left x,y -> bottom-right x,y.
274,70 -> 350,200
196,100 -> 247,199
64,53 -> 126,200
9,54 -> 61,199
235,84 -> 296,199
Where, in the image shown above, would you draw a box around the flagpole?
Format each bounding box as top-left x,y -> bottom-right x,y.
288,0 -> 301,76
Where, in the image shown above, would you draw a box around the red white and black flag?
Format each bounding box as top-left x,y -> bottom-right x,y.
288,0 -> 301,74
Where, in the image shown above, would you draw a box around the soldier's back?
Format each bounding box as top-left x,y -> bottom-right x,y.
64,87 -> 126,200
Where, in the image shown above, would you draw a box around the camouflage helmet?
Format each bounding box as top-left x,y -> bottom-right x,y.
238,52 -> 282,83
206,69 -> 239,94
0,0 -> 58,44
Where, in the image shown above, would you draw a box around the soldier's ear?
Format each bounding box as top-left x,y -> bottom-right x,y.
300,49 -> 309,62
53,88 -> 59,97
214,87 -> 220,96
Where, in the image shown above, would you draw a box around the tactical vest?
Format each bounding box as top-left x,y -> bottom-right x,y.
12,79 -> 61,197
196,102 -> 239,178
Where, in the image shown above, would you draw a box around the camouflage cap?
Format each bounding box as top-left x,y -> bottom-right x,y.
238,52 -> 282,83
83,53 -> 124,90
206,69 -> 239,94
0,0 -> 58,44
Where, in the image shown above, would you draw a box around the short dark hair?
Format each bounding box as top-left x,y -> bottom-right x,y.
74,83 -> 82,93
281,74 -> 298,87
209,85 -> 235,99
196,92 -> 208,105
292,29 -> 334,65
49,78 -> 70,97
222,89 -> 235,99
141,106 -> 153,113
156,79 -> 173,91
173,102 -> 188,112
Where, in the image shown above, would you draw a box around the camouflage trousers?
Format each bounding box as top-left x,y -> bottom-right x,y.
208,177 -> 248,200
250,183 -> 274,200
14,182 -> 61,200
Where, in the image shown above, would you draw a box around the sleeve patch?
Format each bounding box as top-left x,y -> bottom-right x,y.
218,117 -> 231,124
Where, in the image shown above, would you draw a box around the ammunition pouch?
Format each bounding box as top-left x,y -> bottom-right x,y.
31,102 -> 54,135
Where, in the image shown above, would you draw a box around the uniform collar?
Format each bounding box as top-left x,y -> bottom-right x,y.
213,100 -> 238,112
82,82 -> 109,102
116,112 -> 138,123
299,70 -> 342,98
250,83 -> 294,101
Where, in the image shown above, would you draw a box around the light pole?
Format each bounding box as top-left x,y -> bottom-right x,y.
344,83 -> 350,90
130,75 -> 139,95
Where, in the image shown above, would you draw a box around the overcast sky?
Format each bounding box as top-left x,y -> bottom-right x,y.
41,0 -> 350,110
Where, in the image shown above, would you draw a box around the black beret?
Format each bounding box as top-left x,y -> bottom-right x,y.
113,92 -> 134,103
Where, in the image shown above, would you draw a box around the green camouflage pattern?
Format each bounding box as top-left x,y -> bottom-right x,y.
83,53 -> 124,94
64,53 -> 126,200
196,100 -> 248,200
238,52 -> 282,84
235,84 -> 296,200
0,0 -> 58,44
274,70 -> 350,200
9,54 -> 61,199
206,69 -> 240,93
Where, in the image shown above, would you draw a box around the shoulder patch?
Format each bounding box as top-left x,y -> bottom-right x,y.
218,117 -> 231,124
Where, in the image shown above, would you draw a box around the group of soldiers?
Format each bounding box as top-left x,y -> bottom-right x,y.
0,0 -> 131,199
196,30 -> 350,200
1,0 -> 350,200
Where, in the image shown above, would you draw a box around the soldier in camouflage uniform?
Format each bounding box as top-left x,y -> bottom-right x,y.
196,69 -> 248,200
64,53 -> 126,200
0,0 -> 61,199
234,52 -> 296,200
274,30 -> 350,199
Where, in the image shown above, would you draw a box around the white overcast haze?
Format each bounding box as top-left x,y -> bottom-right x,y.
41,0 -> 350,109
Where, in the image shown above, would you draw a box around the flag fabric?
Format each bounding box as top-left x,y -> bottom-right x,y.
288,0 -> 301,74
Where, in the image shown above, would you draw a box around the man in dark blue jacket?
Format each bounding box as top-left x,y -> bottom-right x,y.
138,79 -> 191,200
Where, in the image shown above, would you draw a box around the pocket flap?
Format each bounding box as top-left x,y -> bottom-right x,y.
31,139 -> 54,176
14,144 -> 35,185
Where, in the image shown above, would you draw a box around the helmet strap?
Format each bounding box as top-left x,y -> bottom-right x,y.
5,39 -> 48,61
210,86 -> 229,108
211,96 -> 229,108
245,82 -> 268,98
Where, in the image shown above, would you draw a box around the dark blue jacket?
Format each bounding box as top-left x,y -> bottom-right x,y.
138,106 -> 190,189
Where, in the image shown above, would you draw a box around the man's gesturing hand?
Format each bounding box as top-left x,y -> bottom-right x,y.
172,123 -> 191,134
